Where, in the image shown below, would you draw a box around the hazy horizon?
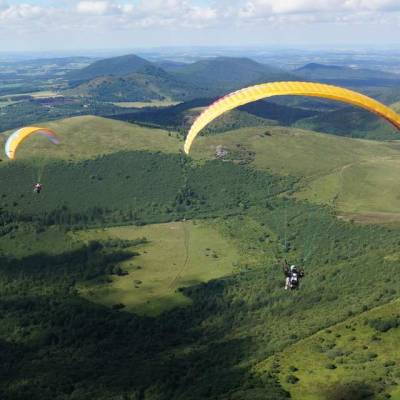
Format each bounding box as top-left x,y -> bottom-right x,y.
0,1 -> 399,52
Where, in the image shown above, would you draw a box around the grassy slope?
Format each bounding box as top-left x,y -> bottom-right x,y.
0,217 -> 243,319
190,125 -> 399,177
0,115 -> 180,161
190,125 -> 400,215
257,299 -> 400,400
302,158 -> 400,214
77,221 -> 240,316
3,114 -> 400,216
112,99 -> 180,108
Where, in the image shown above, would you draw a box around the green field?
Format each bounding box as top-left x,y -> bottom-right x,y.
29,91 -> 62,99
77,221 -> 240,315
188,125 -> 400,217
189,125 -> 399,177
112,99 -> 181,108
257,299 -> 400,400
0,115 -> 181,162
297,157 -> 400,215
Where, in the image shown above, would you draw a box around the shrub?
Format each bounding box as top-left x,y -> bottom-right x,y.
369,318 -> 399,333
324,382 -> 375,400
111,303 -> 125,310
366,352 -> 378,360
286,375 -> 299,384
383,360 -> 396,367
325,363 -> 337,370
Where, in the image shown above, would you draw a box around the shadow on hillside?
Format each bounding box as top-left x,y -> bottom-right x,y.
323,381 -> 376,400
0,338 -> 27,398
0,249 -> 289,400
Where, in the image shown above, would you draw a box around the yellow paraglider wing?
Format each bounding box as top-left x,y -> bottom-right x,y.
5,127 -> 60,160
184,81 -> 400,154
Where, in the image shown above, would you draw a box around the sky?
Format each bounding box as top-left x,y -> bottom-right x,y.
0,0 -> 399,51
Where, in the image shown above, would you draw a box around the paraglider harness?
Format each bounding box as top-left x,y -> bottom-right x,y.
33,183 -> 43,194
282,260 -> 304,290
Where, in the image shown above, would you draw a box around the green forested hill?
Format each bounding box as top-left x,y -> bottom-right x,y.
0,115 -> 180,161
294,106 -> 400,140
66,54 -> 155,82
1,183 -> 400,399
2,112 -> 400,399
65,71 -> 209,102
172,57 -> 297,90
66,55 -> 298,102
295,63 -> 400,84
65,53 -> 211,102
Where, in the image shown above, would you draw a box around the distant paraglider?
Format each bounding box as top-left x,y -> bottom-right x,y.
184,81 -> 400,154
5,126 -> 60,160
5,127 -> 60,194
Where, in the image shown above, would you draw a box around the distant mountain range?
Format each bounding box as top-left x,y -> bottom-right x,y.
66,54 -> 297,102
172,57 -> 297,90
295,63 -> 400,86
66,54 -> 400,104
64,54 -> 400,140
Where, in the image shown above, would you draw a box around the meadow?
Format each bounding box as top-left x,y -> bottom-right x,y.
258,299 -> 400,400
185,124 -> 400,217
77,221 -> 240,315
